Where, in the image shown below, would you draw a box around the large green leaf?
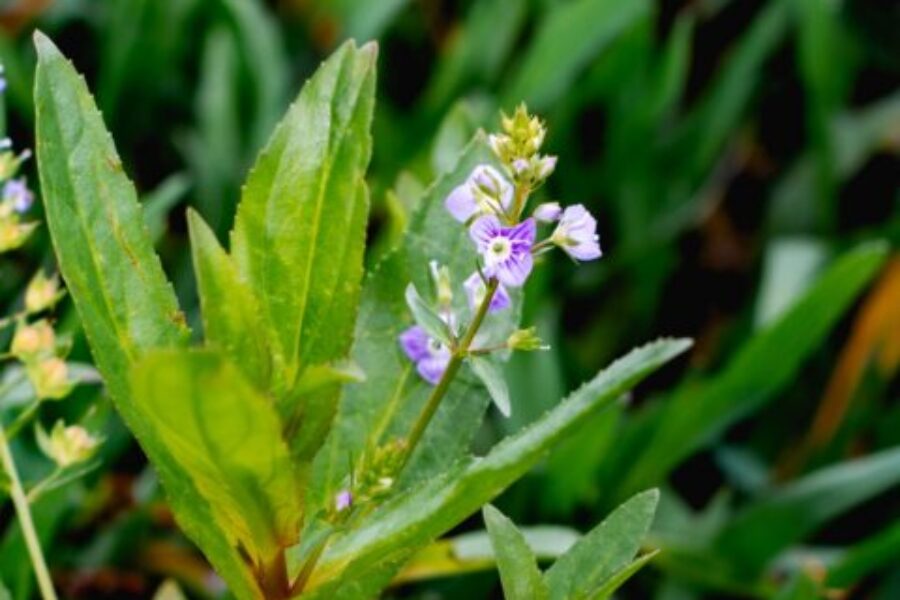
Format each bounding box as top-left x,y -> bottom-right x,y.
230,40 -> 375,455
33,32 -> 260,598
132,349 -> 302,569
483,505 -> 549,600
545,489 -> 659,600
617,242 -> 888,496
304,339 -> 691,593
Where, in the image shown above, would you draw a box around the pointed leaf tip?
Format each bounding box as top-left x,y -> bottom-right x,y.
32,30 -> 61,59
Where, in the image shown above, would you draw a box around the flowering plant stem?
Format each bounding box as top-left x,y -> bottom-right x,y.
0,425 -> 58,600
404,278 -> 499,462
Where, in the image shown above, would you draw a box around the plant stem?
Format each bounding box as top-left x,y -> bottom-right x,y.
0,426 -> 58,600
404,278 -> 499,460
6,398 -> 40,440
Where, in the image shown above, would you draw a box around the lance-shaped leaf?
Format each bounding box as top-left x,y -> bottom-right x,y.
304,339 -> 691,593
483,505 -> 549,600
230,40 -> 375,414
33,32 -> 262,598
544,489 -> 659,599
470,356 -> 511,417
132,349 -> 303,569
188,209 -> 271,388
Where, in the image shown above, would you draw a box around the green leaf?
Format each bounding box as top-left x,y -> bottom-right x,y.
187,208 -> 271,388
590,550 -> 658,599
713,446 -> 900,575
230,40 -> 376,435
505,0 -> 651,110
545,489 -> 659,600
306,339 -> 691,593
404,283 -> 452,345
470,356 -> 511,417
617,242 -> 889,496
483,505 -> 549,600
131,349 -> 302,567
826,519 -> 900,587
33,32 -> 261,599
309,138 -> 520,512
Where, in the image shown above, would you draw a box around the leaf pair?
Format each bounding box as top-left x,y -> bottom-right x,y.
484,490 -> 659,600
34,31 -> 375,596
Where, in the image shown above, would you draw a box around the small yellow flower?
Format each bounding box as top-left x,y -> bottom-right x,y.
11,320 -> 56,360
27,357 -> 74,400
37,421 -> 99,468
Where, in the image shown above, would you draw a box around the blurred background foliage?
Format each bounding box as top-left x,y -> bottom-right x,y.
0,0 -> 898,598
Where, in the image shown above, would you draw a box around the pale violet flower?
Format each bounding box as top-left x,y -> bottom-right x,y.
469,216 -> 536,287
335,490 -> 353,512
4,178 -> 33,214
533,202 -> 561,223
511,158 -> 529,176
551,204 -> 602,261
537,155 -> 557,179
463,272 -> 510,313
445,165 -> 513,222
399,325 -> 451,385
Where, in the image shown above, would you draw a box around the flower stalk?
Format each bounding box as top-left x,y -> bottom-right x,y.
0,425 -> 58,600
404,278 -> 499,462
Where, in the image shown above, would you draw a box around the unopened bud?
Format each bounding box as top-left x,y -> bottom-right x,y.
37,421 -> 99,468
25,271 -> 60,314
27,357 -> 74,400
507,327 -> 548,352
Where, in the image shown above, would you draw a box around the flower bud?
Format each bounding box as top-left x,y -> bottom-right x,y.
11,320 -> 55,360
37,421 -> 99,468
507,327 -> 548,352
0,220 -> 37,253
335,489 -> 353,512
429,260 -> 453,308
25,271 -> 60,314
533,202 -> 562,223
27,357 -> 74,400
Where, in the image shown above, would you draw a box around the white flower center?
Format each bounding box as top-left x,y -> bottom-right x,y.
487,237 -> 512,265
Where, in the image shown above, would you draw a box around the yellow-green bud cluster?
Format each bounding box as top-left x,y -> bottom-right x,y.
489,103 -> 557,189
11,318 -> 74,400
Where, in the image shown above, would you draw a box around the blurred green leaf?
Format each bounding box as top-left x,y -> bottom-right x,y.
753,237 -> 827,327
483,505 -> 549,600
826,518 -> 900,587
545,489 -> 659,599
715,446 -> 900,575
772,573 -> 819,600
619,242 -> 889,496
230,40 -> 375,460
142,173 -> 191,243
592,550 -> 659,599
506,0 -> 651,110
33,32 -> 259,598
132,349 -> 302,572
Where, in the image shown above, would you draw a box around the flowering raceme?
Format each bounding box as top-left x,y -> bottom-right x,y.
398,104 -> 603,392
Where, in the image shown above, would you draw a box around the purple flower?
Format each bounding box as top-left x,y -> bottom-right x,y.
399,325 -> 451,385
537,155 -> 557,179
335,490 -> 353,512
469,216 -> 536,287
533,202 -> 561,223
4,179 -> 33,214
551,204 -> 602,261
445,165 -> 513,223
463,272 -> 510,313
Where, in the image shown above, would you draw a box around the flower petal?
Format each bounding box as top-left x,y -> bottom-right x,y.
399,326 -> 430,362
496,252 -> 533,287
417,355 -> 449,385
508,218 -> 536,244
469,215 -> 501,250
445,184 -> 478,222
